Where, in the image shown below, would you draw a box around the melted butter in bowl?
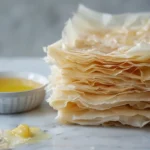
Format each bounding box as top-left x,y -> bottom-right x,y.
0,72 -> 48,114
0,78 -> 42,92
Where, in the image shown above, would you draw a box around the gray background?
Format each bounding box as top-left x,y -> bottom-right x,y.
0,0 -> 150,57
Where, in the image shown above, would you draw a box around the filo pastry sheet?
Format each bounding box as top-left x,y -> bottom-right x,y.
45,5 -> 150,127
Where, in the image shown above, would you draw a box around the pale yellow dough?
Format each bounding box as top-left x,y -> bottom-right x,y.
46,5 -> 150,127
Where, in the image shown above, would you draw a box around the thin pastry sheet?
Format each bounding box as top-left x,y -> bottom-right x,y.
45,5 -> 150,127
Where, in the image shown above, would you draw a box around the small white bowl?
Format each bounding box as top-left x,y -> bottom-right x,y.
0,72 -> 48,114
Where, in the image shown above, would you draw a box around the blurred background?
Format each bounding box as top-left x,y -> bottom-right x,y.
0,0 -> 150,57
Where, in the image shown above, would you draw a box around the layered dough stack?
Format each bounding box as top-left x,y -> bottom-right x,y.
45,5 -> 150,127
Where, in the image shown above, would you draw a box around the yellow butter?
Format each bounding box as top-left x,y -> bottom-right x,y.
2,124 -> 50,148
0,78 -> 41,92
11,124 -> 32,138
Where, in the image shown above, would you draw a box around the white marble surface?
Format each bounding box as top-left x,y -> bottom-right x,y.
0,58 -> 150,150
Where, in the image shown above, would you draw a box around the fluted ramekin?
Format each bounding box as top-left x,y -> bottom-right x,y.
0,72 -> 48,114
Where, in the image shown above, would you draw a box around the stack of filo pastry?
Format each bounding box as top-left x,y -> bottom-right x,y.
45,5 -> 150,127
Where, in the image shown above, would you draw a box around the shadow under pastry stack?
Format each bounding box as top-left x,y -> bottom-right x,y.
45,5 -> 150,127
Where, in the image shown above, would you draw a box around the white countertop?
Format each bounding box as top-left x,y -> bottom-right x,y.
0,58 -> 150,150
